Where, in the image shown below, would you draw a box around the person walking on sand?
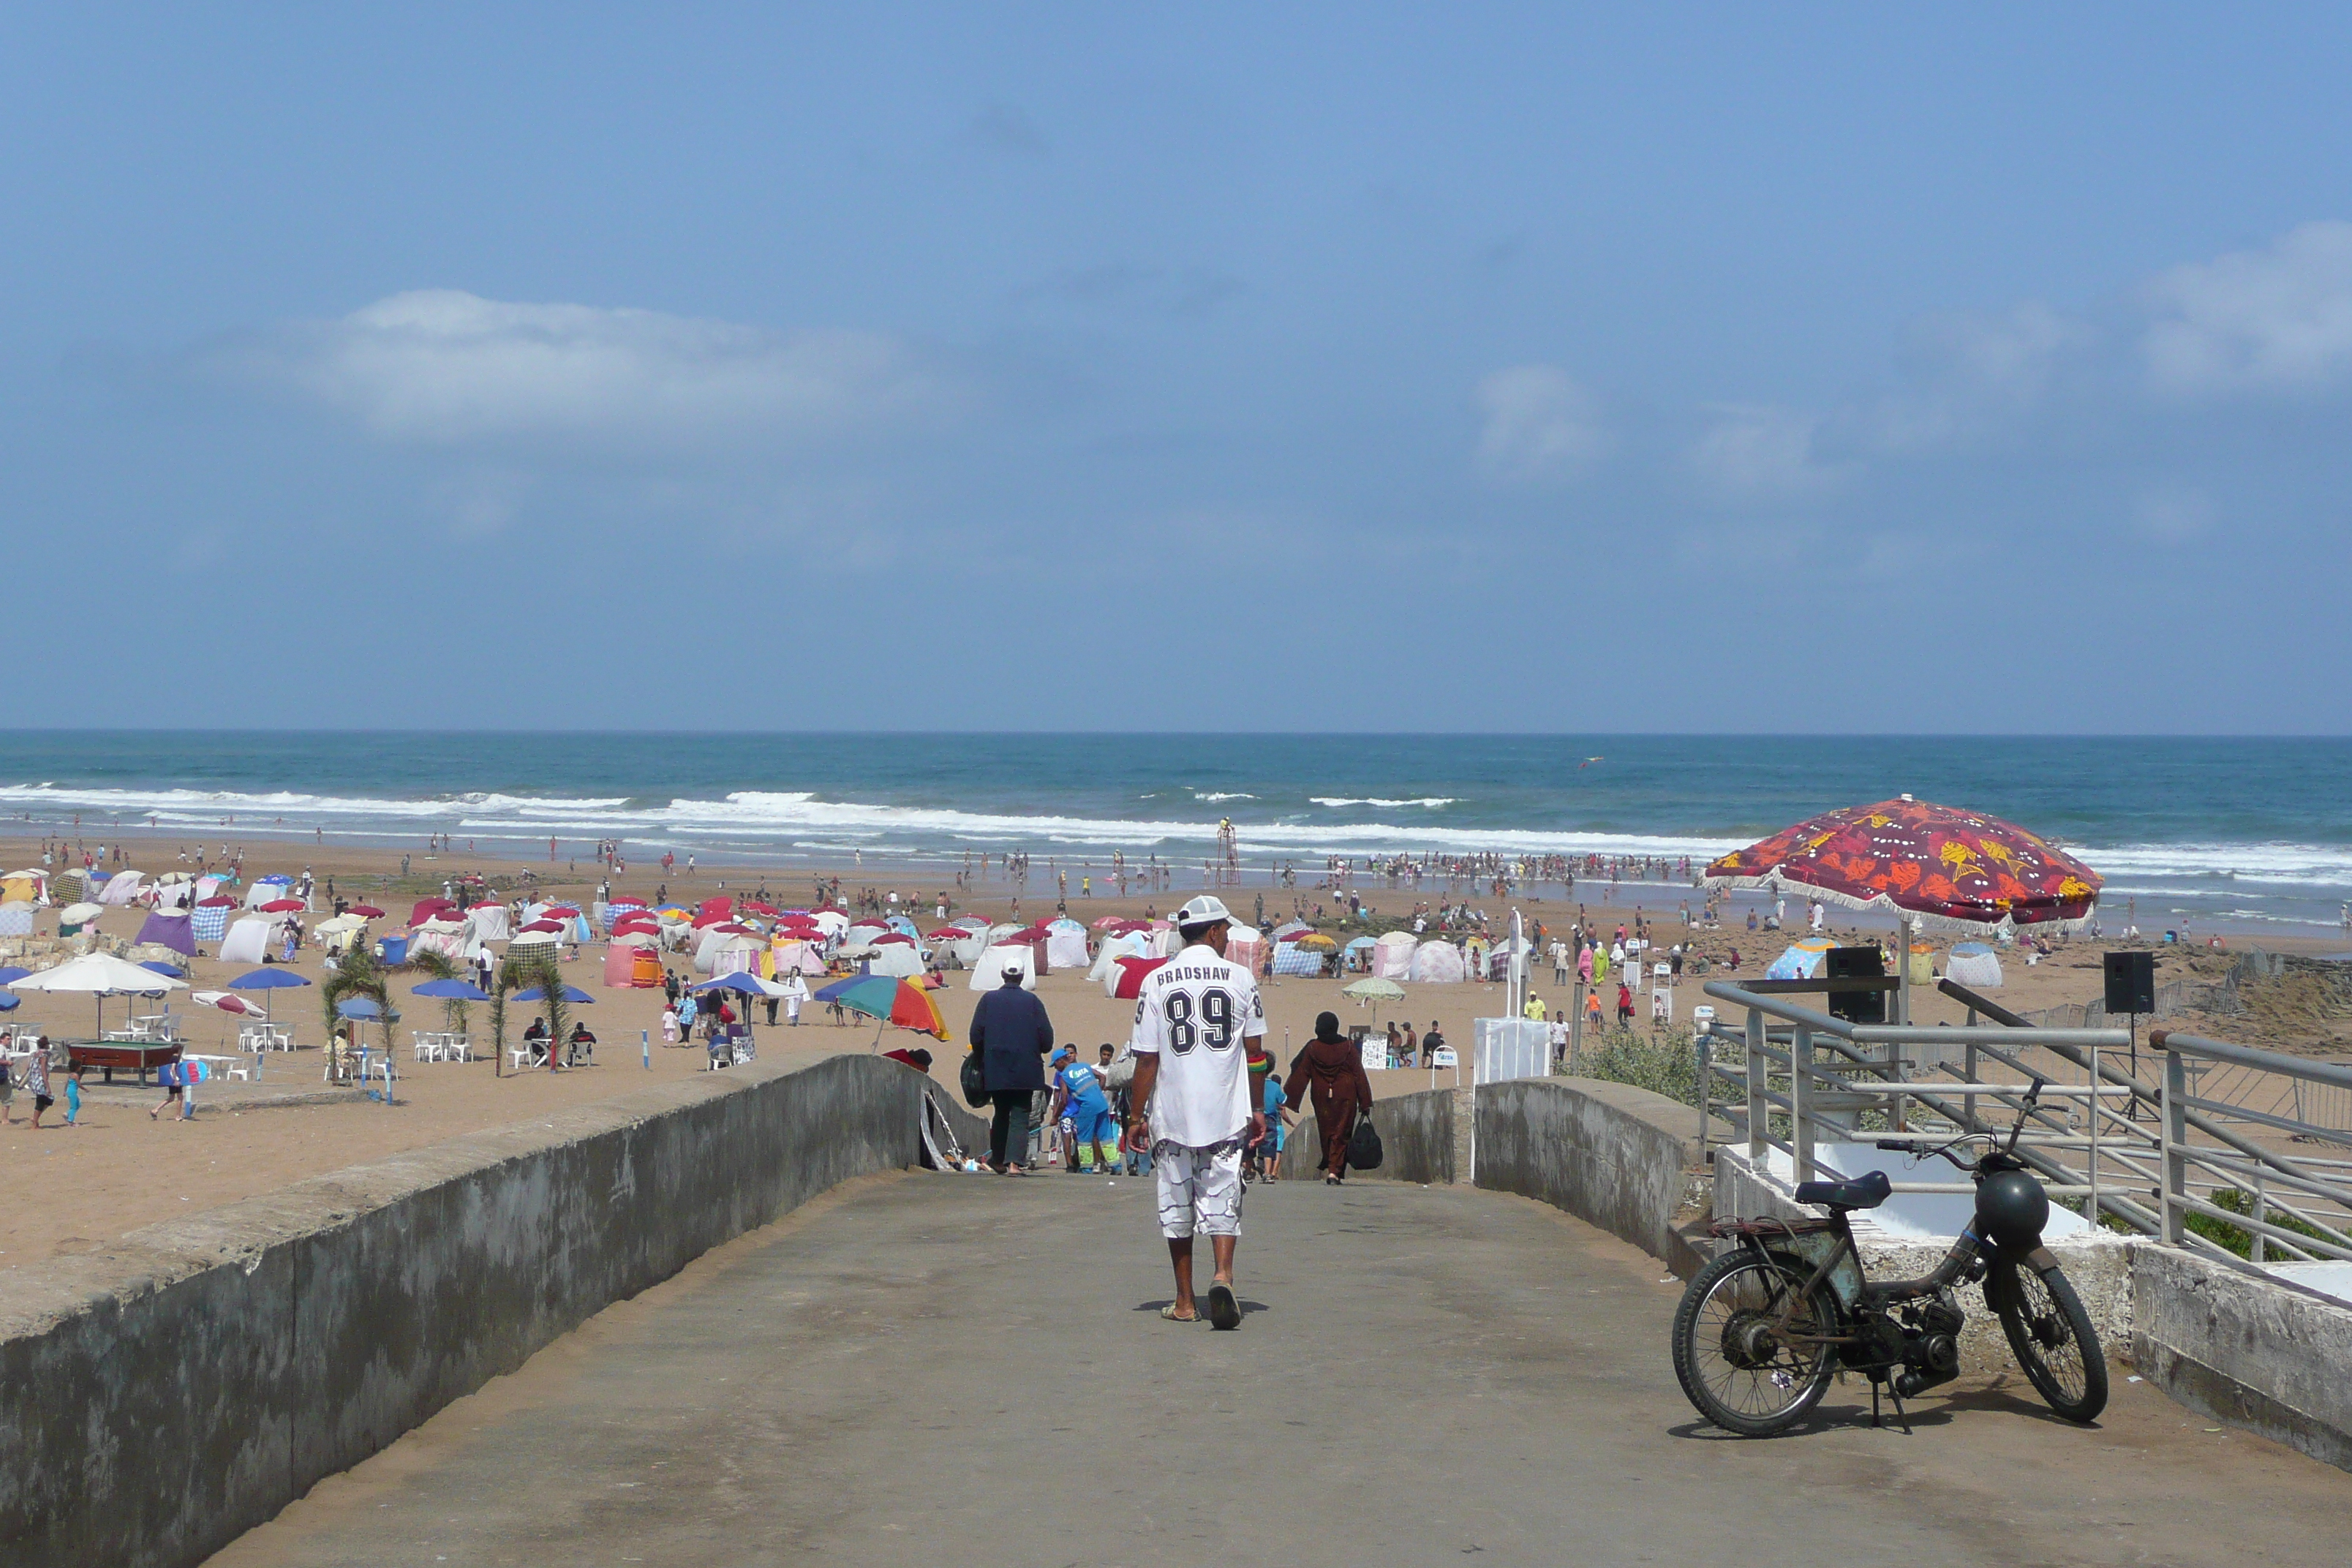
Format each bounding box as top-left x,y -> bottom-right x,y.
970,963 -> 1055,1175
24,1038 -> 55,1128
1285,1011 -> 1373,1186
1127,894 -> 1267,1330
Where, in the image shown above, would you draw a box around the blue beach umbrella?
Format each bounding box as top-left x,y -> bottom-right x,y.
336,997 -> 389,1019
141,961 -> 186,979
512,984 -> 594,1004
411,979 -> 491,1001
0,992 -> 18,1011
0,966 -> 29,987
231,968 -> 314,990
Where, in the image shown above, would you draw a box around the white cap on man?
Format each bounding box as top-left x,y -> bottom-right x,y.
1172,894 -> 1235,931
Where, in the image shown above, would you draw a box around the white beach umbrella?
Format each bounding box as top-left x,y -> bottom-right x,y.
13,949 -> 189,1036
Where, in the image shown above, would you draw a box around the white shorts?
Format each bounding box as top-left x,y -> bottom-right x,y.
1154,1138 -> 1245,1240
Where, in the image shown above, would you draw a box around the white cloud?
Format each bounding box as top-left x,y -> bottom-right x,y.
2141,221 -> 2352,396
1691,404 -> 1844,500
229,290 -> 944,445
1473,365 -> 1608,483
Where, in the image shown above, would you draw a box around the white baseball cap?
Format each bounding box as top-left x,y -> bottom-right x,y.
1172,894 -> 1235,929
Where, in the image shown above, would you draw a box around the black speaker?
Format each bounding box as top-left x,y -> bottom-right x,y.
1825,944 -> 1887,1025
2104,950 -> 2156,1014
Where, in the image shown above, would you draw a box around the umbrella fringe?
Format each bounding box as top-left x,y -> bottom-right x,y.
1701,874 -> 2097,938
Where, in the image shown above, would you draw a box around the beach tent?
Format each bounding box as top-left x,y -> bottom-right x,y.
1088,930 -> 1153,984
705,935 -> 764,979
50,869 -> 90,904
1044,919 -> 1090,970
929,927 -> 987,967
1,870 -> 46,905
98,870 -> 146,906
867,939 -> 925,979
134,908 -> 197,957
886,915 -> 920,940
191,895 -> 236,942
1372,931 -> 1417,979
57,901 -> 104,936
217,916 -> 274,967
1406,941 -> 1466,984
408,897 -> 456,927
150,875 -> 195,911
968,944 -> 1037,990
467,903 -> 513,943
1945,942 -> 2003,988
1270,941 -> 1325,977
1765,936 -> 1836,981
771,939 -> 828,976
0,902 -> 32,938
1107,955 -> 1167,999
195,875 -> 225,901
508,930 -> 562,966
244,876 -> 293,910
603,932 -> 663,987
1341,934 -> 1378,971
406,917 -> 467,962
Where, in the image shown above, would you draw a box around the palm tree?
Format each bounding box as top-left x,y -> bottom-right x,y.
320,941 -> 392,1081
500,946 -> 568,1071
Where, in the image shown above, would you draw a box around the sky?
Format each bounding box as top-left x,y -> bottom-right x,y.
7,4 -> 2352,732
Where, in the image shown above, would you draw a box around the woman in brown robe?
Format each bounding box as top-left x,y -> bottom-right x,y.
1284,1011 -> 1375,1186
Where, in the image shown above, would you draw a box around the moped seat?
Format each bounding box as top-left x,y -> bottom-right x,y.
1794,1169 -> 1891,1211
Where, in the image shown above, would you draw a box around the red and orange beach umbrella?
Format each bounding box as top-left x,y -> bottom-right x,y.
1703,795 -> 2100,932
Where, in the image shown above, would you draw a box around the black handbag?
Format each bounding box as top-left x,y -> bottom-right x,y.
960,1049 -> 990,1109
1346,1112 -> 1384,1171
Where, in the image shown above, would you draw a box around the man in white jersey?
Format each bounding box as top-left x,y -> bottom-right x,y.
1126,894 -> 1267,1330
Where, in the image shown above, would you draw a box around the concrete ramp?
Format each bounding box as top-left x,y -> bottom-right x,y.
208,1174 -> 2352,1567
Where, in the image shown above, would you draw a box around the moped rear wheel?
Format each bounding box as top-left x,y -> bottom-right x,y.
1672,1250 -> 1839,1436
1991,1259 -> 2107,1423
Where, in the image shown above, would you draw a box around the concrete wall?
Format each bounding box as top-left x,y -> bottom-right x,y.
2132,1245 -> 2352,1471
1475,1078 -> 1726,1267
0,1055 -> 971,1568
1278,1085 -> 1456,1185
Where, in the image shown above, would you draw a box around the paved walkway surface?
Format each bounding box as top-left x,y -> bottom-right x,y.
212,1172 -> 2352,1567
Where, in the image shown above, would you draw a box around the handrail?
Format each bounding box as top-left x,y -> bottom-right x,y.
2151,1028 -> 2352,1093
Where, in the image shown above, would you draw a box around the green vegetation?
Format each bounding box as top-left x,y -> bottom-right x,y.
2184,1186 -> 2347,1259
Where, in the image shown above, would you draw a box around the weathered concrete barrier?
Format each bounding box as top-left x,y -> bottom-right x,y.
1278,1085 -> 1456,1185
2133,1244 -> 2352,1471
0,1055 -> 977,1568
1476,1078 -> 1725,1271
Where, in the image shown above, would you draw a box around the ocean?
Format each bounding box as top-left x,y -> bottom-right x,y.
1,732 -> 2348,933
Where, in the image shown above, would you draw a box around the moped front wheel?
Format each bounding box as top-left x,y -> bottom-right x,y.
1991,1259 -> 2107,1423
1672,1250 -> 1838,1436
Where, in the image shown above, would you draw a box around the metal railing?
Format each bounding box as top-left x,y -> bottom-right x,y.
1694,978 -> 2352,1279
2153,1029 -> 2352,1266
1697,981 -> 2134,1211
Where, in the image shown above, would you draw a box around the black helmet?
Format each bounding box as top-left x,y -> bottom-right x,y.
1974,1168 -> 2049,1248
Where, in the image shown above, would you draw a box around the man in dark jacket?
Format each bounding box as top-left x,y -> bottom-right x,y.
969,964 -> 1054,1174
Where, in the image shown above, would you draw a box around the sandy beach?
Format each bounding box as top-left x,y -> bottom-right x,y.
1,834 -> 2340,1270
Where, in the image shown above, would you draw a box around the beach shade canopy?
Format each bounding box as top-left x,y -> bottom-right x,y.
0,966 -> 28,986
511,983 -> 594,1004
0,992 -> 17,1011
258,898 -> 306,913
824,974 -> 949,1039
411,978 -> 492,1001
192,990 -> 268,1016
1703,795 -> 2101,933
139,961 -> 186,979
1341,977 -> 1406,1003
1765,936 -> 1838,981
347,904 -> 386,919
12,951 -> 189,996
336,998 -> 388,1020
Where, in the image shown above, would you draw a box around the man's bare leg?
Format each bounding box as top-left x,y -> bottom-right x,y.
1166,1237 -> 1198,1319
1210,1235 -> 1237,1287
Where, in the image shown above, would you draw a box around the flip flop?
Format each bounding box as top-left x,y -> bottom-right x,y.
1159,1303 -> 1199,1322
1206,1283 -> 1240,1331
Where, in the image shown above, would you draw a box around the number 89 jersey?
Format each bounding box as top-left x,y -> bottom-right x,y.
1128,943 -> 1267,1147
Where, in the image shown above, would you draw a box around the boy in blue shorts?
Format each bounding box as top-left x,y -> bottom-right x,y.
1050,1046 -> 1120,1174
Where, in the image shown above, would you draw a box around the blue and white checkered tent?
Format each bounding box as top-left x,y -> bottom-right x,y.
191,897 -> 237,941
1271,941 -> 1326,976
